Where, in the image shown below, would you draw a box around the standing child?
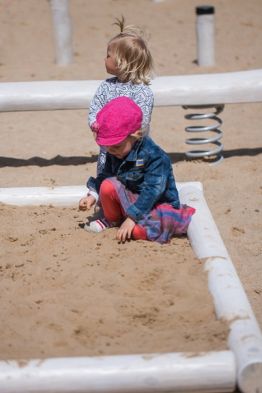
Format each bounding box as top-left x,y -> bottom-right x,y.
88,17 -> 154,175
79,97 -> 195,244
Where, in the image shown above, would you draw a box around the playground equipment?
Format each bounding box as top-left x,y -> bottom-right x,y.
0,69 -> 262,161
196,5 -> 215,67
183,104 -> 224,160
0,69 -> 262,392
50,0 -> 73,65
1,69 -> 261,111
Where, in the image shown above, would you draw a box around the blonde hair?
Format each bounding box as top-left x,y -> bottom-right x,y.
108,17 -> 154,85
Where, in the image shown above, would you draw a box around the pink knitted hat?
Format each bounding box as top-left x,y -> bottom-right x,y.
96,96 -> 142,146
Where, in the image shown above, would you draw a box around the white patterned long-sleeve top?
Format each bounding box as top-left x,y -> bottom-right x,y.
88,77 -> 154,134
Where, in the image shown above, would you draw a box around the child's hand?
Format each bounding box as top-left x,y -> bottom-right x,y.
79,195 -> 96,211
91,122 -> 99,141
117,217 -> 136,243
91,121 -> 99,132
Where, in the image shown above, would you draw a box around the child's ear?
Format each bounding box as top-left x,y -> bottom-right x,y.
132,129 -> 143,139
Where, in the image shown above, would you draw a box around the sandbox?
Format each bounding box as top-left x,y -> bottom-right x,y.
0,182 -> 261,392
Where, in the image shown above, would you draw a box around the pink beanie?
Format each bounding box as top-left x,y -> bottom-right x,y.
96,96 -> 142,146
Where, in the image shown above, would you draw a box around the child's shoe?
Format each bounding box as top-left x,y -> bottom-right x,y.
84,217 -> 112,233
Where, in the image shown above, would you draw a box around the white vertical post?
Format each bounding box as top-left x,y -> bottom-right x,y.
50,0 -> 73,65
196,5 -> 215,67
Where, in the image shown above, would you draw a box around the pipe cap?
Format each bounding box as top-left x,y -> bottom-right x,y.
196,5 -> 215,15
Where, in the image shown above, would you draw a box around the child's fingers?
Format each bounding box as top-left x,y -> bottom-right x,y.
79,197 -> 88,211
116,228 -> 123,242
117,218 -> 135,242
117,227 -> 131,243
117,229 -> 126,243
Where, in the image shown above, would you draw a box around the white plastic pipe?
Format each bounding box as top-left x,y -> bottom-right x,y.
196,5 -> 215,66
0,70 -> 262,112
0,184 -> 88,206
179,183 -> 262,393
50,0 -> 73,65
0,351 -> 235,393
0,182 -> 198,206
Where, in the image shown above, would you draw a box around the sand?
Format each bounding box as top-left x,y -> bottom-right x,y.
0,0 -> 261,360
0,203 -> 228,359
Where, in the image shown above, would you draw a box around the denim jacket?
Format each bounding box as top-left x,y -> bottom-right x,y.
87,137 -> 180,222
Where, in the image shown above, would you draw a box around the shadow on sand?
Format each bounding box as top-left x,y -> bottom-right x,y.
0,147 -> 261,168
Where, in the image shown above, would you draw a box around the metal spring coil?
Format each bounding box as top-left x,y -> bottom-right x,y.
183,104 -> 224,159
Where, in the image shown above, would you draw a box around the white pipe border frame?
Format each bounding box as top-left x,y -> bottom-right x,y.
0,69 -> 262,112
0,182 -> 261,393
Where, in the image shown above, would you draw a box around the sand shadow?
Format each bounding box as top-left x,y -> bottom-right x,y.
0,154 -> 98,168
0,147 -> 261,168
168,147 -> 262,163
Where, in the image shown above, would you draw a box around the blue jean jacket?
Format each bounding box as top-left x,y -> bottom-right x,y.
87,137 -> 180,222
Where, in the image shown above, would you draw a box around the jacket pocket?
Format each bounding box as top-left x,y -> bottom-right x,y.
126,169 -> 144,190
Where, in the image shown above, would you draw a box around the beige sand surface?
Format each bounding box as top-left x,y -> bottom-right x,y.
0,204 -> 228,359
0,0 -> 261,360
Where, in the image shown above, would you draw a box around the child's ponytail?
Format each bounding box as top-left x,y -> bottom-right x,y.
113,15 -> 142,37
109,16 -> 154,85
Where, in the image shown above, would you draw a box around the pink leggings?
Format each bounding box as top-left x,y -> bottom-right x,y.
99,179 -> 147,240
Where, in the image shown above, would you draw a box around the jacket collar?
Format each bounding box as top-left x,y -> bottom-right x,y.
125,138 -> 144,162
